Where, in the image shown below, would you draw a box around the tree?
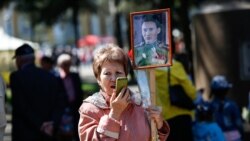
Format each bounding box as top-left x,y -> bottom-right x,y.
1,0 -> 98,46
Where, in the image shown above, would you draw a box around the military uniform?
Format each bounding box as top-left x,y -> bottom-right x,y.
135,41 -> 168,67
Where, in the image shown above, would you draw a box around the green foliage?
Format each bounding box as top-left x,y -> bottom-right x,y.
4,0 -> 98,25
82,82 -> 99,97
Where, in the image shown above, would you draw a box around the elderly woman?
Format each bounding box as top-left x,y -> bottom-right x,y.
78,44 -> 170,141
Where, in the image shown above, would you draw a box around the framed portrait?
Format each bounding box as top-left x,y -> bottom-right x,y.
130,9 -> 172,69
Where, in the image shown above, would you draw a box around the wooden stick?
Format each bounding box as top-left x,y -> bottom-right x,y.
148,69 -> 157,141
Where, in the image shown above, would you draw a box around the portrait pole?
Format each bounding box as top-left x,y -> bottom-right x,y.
148,69 -> 157,141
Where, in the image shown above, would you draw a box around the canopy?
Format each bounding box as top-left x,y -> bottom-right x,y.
0,27 -> 38,51
78,35 -> 100,48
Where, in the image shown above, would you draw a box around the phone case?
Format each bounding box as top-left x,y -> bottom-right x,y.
116,77 -> 128,96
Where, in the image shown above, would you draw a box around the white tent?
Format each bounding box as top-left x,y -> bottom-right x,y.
0,27 -> 39,51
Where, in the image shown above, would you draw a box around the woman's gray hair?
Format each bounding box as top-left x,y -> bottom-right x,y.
57,53 -> 72,66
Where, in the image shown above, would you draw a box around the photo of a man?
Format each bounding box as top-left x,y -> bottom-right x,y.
133,13 -> 169,67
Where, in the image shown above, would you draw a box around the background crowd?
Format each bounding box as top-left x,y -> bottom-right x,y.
0,0 -> 250,141
0,38 -> 249,141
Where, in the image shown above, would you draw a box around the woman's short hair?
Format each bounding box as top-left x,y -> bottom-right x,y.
92,44 -> 129,79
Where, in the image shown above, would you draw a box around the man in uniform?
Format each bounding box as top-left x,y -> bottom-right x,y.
135,15 -> 168,67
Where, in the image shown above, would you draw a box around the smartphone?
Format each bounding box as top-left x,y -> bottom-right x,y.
115,77 -> 128,97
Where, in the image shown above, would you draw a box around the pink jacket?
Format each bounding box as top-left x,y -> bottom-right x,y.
78,92 -> 170,141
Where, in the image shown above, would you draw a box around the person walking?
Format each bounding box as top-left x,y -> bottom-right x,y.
210,75 -> 243,141
40,55 -> 59,76
56,53 -> 84,141
192,103 -> 225,141
155,59 -> 197,141
9,43 -> 65,141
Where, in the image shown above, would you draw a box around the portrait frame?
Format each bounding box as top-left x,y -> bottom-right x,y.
130,9 -> 172,69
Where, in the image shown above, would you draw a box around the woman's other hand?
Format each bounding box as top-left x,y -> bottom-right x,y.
109,87 -> 130,120
146,106 -> 164,129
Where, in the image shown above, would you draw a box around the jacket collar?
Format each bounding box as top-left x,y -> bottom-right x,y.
84,91 -> 110,109
21,63 -> 35,70
83,90 -> 142,109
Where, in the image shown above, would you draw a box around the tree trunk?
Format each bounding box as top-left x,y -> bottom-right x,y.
180,0 -> 194,78
72,4 -> 79,47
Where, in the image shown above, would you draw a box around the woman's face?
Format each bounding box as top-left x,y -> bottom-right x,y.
97,61 -> 126,96
61,61 -> 71,74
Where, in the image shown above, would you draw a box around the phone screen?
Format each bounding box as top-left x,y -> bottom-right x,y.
115,77 -> 128,96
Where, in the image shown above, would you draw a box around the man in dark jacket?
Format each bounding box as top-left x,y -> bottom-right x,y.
10,44 -> 65,141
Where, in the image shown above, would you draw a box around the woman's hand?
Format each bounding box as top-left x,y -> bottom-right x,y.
109,87 -> 130,120
146,106 -> 164,129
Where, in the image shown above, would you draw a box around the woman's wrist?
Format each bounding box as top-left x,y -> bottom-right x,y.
109,109 -> 121,120
108,115 -> 121,125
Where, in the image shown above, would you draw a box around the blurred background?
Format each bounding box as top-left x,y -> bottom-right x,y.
1,0 -> 250,140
